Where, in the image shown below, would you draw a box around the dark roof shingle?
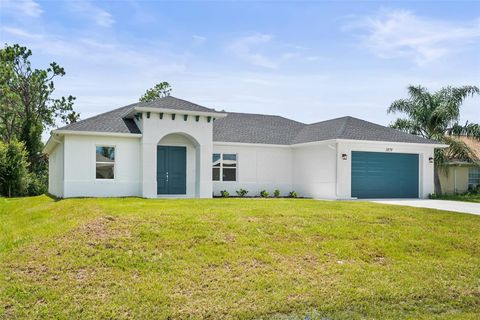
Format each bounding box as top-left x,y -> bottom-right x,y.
57,96 -> 439,145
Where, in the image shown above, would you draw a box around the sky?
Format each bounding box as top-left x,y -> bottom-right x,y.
1,0 -> 479,133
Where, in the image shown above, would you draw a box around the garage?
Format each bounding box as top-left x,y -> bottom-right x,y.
351,151 -> 419,199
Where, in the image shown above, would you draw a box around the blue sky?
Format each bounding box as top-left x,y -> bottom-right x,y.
1,0 -> 479,130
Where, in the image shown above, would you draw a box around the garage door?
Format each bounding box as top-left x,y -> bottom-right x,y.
351,151 -> 419,199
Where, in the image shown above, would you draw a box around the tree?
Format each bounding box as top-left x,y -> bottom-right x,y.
0,140 -> 30,197
388,85 -> 480,194
139,81 -> 172,102
0,44 -> 79,172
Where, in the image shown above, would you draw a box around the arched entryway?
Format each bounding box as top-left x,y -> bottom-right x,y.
157,133 -> 200,197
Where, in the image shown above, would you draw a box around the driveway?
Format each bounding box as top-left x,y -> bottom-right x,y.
371,199 -> 480,216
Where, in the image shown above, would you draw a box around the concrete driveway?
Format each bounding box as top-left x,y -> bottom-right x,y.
371,199 -> 480,216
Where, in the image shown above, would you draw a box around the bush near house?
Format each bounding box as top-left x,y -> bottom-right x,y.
260,190 -> 269,198
289,191 -> 298,198
1,196 -> 480,319
236,188 -> 248,197
220,190 -> 230,197
274,189 -> 281,197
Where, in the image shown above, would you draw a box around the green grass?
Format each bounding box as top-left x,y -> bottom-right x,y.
1,196 -> 480,319
434,194 -> 480,203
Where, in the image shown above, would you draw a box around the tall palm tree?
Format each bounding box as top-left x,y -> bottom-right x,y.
388,85 -> 480,194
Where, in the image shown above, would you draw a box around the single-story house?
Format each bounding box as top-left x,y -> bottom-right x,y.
43,96 -> 446,199
439,137 -> 480,194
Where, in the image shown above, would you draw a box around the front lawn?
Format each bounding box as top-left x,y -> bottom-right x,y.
1,196 -> 479,319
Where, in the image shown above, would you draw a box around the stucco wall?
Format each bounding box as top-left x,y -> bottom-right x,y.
48,139 -> 64,197
63,135 -> 141,198
292,142 -> 337,199
439,166 -> 470,194
335,140 -> 436,199
212,143 -> 293,197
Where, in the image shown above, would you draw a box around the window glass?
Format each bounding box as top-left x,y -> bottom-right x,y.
469,167 -> 480,189
223,168 -> 236,181
96,146 -> 115,179
222,154 -> 237,167
212,167 -> 220,181
212,153 -> 221,167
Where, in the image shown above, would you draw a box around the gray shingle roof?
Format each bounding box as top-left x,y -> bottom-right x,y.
290,116 -> 439,145
57,104 -> 141,134
56,96 -> 439,145
213,112 -> 305,145
57,96 -> 221,134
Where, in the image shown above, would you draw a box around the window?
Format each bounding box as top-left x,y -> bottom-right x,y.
212,153 -> 237,181
96,146 -> 115,179
469,167 -> 480,189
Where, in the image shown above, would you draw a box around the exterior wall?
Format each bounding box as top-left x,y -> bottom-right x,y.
63,135 -> 141,198
48,140 -> 64,197
292,142 -> 337,199
213,143 -> 293,197
140,112 -> 213,198
336,140 -> 436,199
439,165 -> 470,194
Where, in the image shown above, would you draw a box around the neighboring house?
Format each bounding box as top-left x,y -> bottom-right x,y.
439,137 -> 480,194
43,96 -> 445,199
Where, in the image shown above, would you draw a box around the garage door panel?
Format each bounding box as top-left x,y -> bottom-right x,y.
351,151 -> 419,198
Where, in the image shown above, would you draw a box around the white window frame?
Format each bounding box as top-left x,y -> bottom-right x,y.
95,145 -> 116,180
212,153 -> 237,182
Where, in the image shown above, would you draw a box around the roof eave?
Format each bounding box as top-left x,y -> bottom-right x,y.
335,138 -> 448,148
52,129 -> 143,138
133,106 -> 227,118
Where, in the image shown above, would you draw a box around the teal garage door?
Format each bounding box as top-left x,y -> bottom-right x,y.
351,151 -> 419,199
157,146 -> 187,195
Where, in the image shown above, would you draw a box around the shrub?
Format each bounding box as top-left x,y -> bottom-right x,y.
27,172 -> 48,196
220,190 -> 229,198
289,191 -> 298,198
0,140 -> 30,197
274,189 -> 280,198
260,190 -> 269,198
236,188 -> 248,197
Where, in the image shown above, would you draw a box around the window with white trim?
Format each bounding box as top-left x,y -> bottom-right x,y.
212,153 -> 237,181
96,146 -> 115,179
469,167 -> 480,189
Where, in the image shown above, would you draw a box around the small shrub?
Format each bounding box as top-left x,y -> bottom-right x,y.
236,188 -> 248,197
220,190 -> 229,198
289,191 -> 298,198
260,190 -> 269,198
274,189 -> 280,198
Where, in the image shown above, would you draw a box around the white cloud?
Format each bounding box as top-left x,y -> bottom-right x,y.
67,0 -> 115,27
228,33 -> 278,69
350,9 -> 480,65
1,0 -> 43,17
192,35 -> 206,45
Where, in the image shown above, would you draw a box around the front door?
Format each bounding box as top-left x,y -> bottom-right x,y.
157,146 -> 187,195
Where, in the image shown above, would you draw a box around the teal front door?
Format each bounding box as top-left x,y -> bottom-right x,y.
157,146 -> 186,195
351,151 -> 419,199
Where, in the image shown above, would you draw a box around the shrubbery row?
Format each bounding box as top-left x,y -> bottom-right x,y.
219,189 -> 298,198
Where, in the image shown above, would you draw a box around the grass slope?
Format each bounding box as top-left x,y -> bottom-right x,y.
1,196 -> 480,319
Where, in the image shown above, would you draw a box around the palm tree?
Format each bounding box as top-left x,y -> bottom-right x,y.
388,85 -> 480,194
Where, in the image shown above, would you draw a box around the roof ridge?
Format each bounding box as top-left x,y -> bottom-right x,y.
224,111 -> 306,125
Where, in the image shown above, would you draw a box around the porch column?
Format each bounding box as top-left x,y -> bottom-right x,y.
141,141 -> 157,198
198,142 -> 213,198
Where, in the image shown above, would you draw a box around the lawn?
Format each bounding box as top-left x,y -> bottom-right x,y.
1,196 -> 480,319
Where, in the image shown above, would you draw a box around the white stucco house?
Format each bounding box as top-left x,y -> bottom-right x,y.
43,96 -> 445,199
